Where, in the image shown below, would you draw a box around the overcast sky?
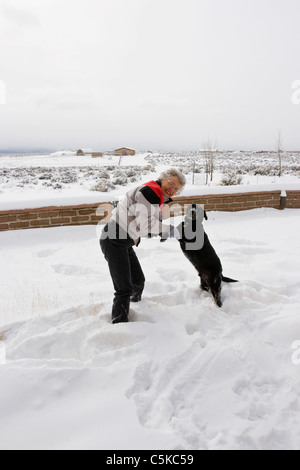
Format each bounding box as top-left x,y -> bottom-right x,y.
0,0 -> 300,152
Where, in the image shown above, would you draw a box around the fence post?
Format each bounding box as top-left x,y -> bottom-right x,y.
280,190 -> 287,210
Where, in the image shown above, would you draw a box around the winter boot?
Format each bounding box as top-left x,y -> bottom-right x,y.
130,293 -> 142,303
112,313 -> 129,324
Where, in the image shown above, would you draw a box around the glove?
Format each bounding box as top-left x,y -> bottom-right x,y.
160,225 -> 181,242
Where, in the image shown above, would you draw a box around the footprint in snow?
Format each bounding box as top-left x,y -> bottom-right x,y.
52,264 -> 99,276
36,248 -> 58,258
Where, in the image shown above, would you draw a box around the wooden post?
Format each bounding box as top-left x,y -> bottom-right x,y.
280,190 -> 287,210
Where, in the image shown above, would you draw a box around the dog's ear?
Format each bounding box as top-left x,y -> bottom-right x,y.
204,210 -> 208,220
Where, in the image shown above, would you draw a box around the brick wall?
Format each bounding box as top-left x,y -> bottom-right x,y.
0,204 -> 106,232
171,190 -> 283,213
0,190 -> 299,232
285,191 -> 300,208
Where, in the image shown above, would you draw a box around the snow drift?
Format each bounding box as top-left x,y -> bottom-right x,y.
0,209 -> 300,450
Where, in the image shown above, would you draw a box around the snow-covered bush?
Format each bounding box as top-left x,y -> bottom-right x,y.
100,170 -> 110,180
126,169 -> 137,178
91,180 -> 116,192
252,166 -> 277,176
61,170 -> 78,183
112,177 -> 128,186
221,170 -> 243,186
112,170 -> 124,178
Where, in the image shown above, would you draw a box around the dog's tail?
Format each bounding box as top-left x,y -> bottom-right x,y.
222,275 -> 238,283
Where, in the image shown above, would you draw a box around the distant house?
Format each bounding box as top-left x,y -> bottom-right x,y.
76,148 -> 93,156
91,152 -> 103,158
114,147 -> 136,156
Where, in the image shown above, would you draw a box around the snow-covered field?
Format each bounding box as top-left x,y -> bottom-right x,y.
0,151 -> 299,211
0,151 -> 299,193
1,208 -> 300,450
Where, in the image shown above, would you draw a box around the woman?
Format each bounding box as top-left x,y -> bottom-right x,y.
100,168 -> 186,324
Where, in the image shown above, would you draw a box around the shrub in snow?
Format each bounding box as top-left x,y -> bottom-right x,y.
193,166 -> 202,174
126,169 -> 136,178
113,170 -> 123,178
91,180 -> 116,192
252,166 -> 277,176
144,164 -> 156,172
100,171 -> 110,180
61,170 -> 78,183
221,170 -> 243,186
112,177 -> 128,186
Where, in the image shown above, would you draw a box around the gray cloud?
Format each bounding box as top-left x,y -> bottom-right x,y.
1,5 -> 40,28
32,88 -> 98,111
0,0 -> 300,151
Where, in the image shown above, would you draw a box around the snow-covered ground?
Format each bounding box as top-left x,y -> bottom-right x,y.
1,208 -> 300,450
0,151 -> 149,169
0,151 -> 299,210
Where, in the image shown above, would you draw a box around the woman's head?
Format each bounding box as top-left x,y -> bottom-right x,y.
159,168 -> 186,198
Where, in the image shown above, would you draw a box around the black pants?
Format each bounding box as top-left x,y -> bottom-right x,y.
100,222 -> 145,323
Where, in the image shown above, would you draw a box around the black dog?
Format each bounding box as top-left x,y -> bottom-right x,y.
177,204 -> 238,307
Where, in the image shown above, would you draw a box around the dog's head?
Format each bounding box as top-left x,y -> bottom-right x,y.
185,204 -> 206,223
180,204 -> 206,249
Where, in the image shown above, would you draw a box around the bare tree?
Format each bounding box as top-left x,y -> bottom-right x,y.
192,157 -> 196,185
276,131 -> 283,177
204,148 -> 210,185
203,138 -> 217,184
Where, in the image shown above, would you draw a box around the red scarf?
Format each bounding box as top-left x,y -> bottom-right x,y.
144,180 -> 164,209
